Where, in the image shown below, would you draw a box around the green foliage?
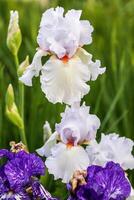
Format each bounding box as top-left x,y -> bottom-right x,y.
0,0 -> 134,198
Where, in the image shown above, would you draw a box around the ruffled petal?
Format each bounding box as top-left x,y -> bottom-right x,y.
19,49 -> 46,86
36,132 -> 59,157
86,114 -> 100,141
65,9 -> 82,21
4,151 -> 45,190
19,69 -> 35,86
39,7 -> 64,28
86,133 -> 134,170
32,181 -> 57,200
37,7 -> 93,58
45,143 -> 89,183
40,54 -> 90,104
0,166 -> 9,195
77,48 -> 106,81
79,20 -> 94,45
56,102 -> 100,145
49,40 -> 66,59
75,48 -> 92,66
0,149 -> 13,160
86,162 -> 131,199
89,60 -> 106,81
0,191 -> 30,200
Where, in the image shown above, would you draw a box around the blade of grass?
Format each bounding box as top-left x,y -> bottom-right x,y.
106,110 -> 128,132
100,82 -> 125,131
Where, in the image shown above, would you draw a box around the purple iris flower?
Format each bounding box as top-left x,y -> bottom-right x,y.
0,148 -> 57,200
68,161 -> 131,200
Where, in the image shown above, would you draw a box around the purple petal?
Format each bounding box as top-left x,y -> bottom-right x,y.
0,149 -> 13,160
32,181 -> 58,200
0,166 -> 9,195
0,190 -> 30,200
87,162 -> 131,199
15,151 -> 45,176
4,151 -> 45,190
68,162 -> 131,200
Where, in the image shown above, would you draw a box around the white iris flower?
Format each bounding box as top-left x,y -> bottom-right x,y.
19,7 -> 106,105
37,102 -> 100,183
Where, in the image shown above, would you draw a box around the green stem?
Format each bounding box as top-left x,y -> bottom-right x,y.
19,82 -> 24,120
14,54 -> 28,147
14,55 -> 19,69
20,127 -> 27,147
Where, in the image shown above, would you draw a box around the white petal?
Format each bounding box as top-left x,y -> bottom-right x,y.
76,48 -> 92,64
19,49 -> 46,86
19,69 -> 35,86
86,139 -> 105,165
65,9 -> 82,21
45,143 -> 89,183
59,126 -> 81,146
49,40 -> 66,59
56,102 -> 100,145
40,7 -> 64,27
86,133 -> 134,170
86,114 -> 100,140
80,20 -> 94,45
77,48 -> 106,80
37,7 -> 93,58
40,48 -> 105,104
40,54 -> 90,104
36,131 -> 59,157
89,60 -> 106,81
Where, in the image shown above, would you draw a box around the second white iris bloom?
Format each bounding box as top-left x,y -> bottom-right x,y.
37,102 -> 100,183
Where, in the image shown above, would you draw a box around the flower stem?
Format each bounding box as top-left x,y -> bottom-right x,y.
14,54 -> 28,147
20,127 -> 27,147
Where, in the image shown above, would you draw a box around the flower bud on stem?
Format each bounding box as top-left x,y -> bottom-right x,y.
6,10 -> 28,147
7,11 -> 22,56
6,84 -> 27,146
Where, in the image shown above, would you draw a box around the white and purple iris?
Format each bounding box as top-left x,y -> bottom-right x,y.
0,148 -> 57,200
19,7 -> 106,105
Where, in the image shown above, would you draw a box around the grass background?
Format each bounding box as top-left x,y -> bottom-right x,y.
0,0 -> 134,199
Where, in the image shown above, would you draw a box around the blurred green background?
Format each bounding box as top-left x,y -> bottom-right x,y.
0,0 -> 134,199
